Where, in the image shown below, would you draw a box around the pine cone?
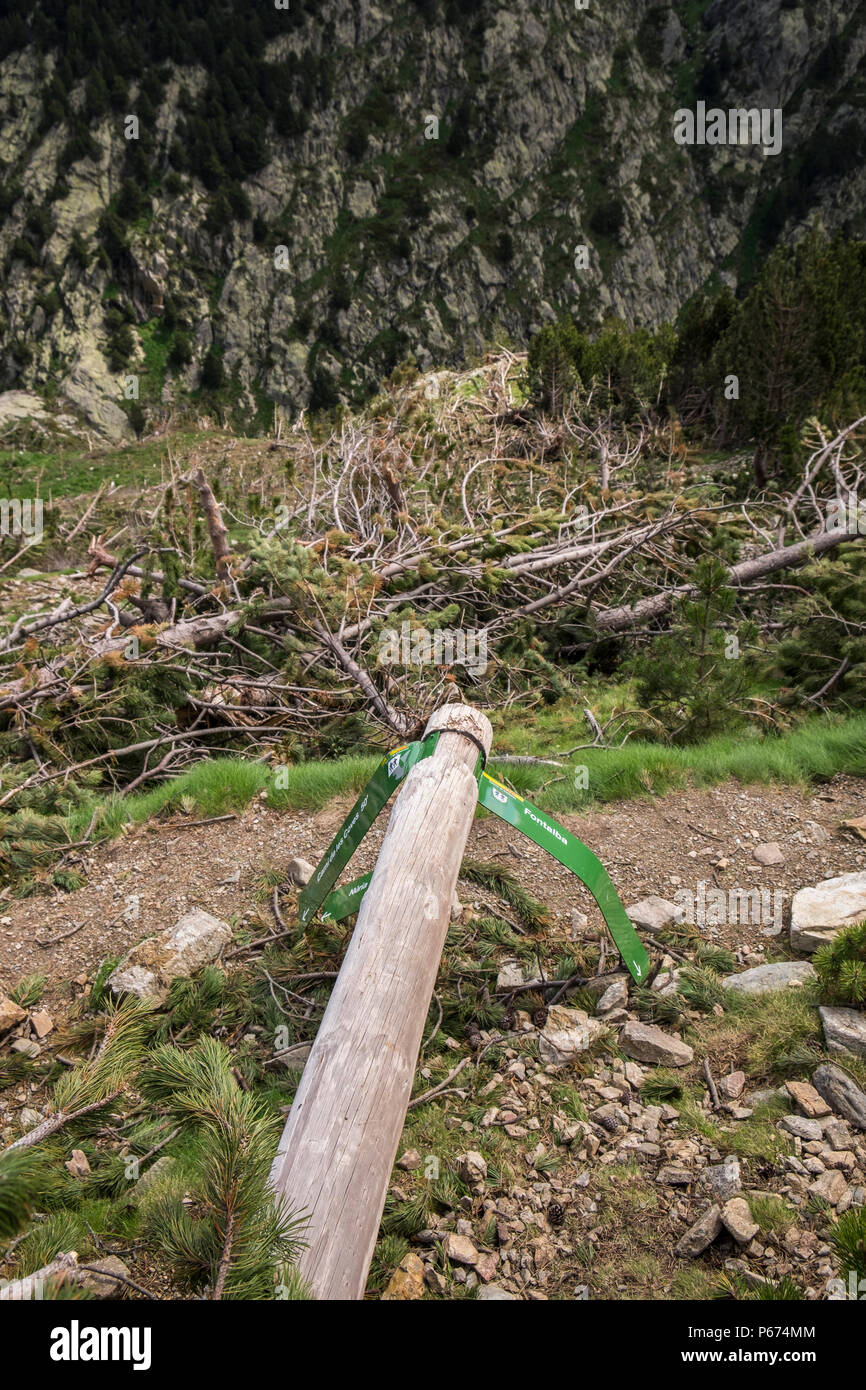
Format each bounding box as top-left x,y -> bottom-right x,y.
547,1201 -> 565,1228
502,1010 -> 516,1032
599,1113 -> 620,1133
532,1006 -> 548,1028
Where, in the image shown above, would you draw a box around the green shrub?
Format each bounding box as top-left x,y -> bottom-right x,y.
527,316 -> 673,417
631,556 -> 759,742
169,329 -> 193,370
814,922 -> 866,1007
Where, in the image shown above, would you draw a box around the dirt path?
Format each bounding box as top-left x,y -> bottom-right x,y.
2,774 -> 863,1008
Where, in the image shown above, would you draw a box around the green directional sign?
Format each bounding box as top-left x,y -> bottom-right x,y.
476,771 -> 650,984
298,734 -> 649,985
321,870 -> 373,922
297,733 -> 438,926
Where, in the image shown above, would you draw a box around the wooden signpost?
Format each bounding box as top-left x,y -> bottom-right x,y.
269,702 -> 492,1300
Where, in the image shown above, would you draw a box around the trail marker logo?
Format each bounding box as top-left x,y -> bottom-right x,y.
50,1320 -> 152,1370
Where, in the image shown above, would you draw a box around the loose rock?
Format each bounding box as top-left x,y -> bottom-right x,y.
538,1006 -> 603,1065
108,908 -> 233,1003
381,1252 -> 425,1300
718,1071 -> 746,1100
596,978 -> 628,1014
620,1021 -> 694,1067
820,1006 -> 866,1059
704,1156 -> 741,1202
274,1041 -> 311,1073
784,1080 -> 831,1118
496,960 -> 527,990
812,1063 -> 866,1131
286,857 -> 315,887
791,872 -> 866,952
77,1256 -> 134,1298
722,1197 -> 759,1244
809,1169 -> 848,1206
753,842 -> 784,866
624,896 -> 683,933
64,1149 -> 90,1179
457,1151 -> 488,1188
442,1233 -> 479,1266
780,1115 -> 823,1142
0,995 -> 26,1032
675,1204 -> 723,1258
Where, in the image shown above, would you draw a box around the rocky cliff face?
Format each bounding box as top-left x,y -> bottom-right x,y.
1,0 -> 865,438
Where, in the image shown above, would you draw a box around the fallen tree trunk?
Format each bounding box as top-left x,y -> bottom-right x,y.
269,701 -> 492,1299
591,525 -> 853,633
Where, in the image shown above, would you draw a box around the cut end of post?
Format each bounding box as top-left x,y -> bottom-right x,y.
423,701 -> 493,758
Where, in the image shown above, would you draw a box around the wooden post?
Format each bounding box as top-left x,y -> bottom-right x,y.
269,701 -> 493,1300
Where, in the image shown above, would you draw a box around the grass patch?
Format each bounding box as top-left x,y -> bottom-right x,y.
21,706 -> 866,903
689,983 -> 825,1083
641,1069 -> 686,1104
65,753 -> 381,846
831,1207 -> 866,1285
743,988 -> 824,1079
748,1193 -> 796,1237
672,1266 -> 724,1300
583,1160 -> 669,1298
487,711 -> 866,814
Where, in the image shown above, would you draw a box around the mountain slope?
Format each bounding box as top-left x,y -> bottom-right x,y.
1,0 -> 865,437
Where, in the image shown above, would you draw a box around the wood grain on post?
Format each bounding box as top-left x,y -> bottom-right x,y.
269,701 -> 492,1300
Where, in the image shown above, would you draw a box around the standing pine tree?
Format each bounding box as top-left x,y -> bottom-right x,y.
631,556 -> 758,742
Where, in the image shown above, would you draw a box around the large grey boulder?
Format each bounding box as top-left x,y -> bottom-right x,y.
791,872 -> 866,952
722,961 -> 815,996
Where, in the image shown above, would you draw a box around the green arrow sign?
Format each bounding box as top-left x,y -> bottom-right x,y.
297,733 -> 438,926
299,736 -> 649,985
476,771 -> 650,984
321,870 -> 373,922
